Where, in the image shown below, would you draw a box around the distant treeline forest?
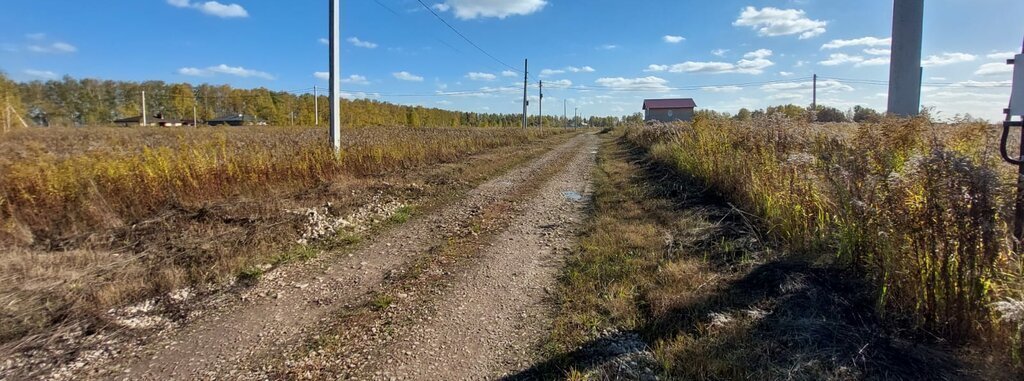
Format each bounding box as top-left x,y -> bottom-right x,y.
0,73 -> 635,128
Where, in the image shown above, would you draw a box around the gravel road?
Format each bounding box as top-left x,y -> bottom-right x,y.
65,133 -> 596,380
358,132 -> 596,380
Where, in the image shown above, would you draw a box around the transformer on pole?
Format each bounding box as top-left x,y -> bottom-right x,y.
999,41 -> 1024,245
886,0 -> 924,117
329,0 -> 342,151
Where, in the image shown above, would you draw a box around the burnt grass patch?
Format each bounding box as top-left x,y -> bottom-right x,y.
516,134 -> 971,380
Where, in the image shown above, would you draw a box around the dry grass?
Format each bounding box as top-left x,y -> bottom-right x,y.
532,131 -> 981,380
0,125 -> 566,345
624,115 -> 1022,372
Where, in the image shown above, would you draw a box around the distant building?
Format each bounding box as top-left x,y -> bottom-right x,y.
207,114 -> 261,127
113,113 -> 184,127
642,98 -> 697,123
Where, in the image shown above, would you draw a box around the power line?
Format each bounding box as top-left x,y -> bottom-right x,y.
413,0 -> 523,74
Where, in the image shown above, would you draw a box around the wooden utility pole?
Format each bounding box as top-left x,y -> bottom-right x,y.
538,80 -> 543,128
314,85 -> 319,126
522,59 -> 529,129
193,105 -> 198,127
329,0 -> 342,151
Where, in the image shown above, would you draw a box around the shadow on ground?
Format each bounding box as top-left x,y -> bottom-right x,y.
506,140 -> 967,381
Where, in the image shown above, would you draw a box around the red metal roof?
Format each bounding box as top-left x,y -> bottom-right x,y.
643,98 -> 697,110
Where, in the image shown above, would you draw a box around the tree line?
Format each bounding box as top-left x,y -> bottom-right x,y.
0,73 -> 636,128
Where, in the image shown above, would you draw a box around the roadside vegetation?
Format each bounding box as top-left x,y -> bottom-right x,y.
0,125 -> 566,346
541,116 -> 1021,379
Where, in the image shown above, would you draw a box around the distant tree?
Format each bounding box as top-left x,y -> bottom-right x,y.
766,104 -> 806,119
852,105 -> 882,123
816,106 -> 848,123
734,108 -> 752,121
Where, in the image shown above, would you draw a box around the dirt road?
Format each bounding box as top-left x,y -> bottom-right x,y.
54,133 -> 596,380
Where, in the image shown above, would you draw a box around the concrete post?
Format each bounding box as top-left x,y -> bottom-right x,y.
887,0 -> 924,117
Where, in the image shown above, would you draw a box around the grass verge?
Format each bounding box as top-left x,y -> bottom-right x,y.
527,131 -> 984,380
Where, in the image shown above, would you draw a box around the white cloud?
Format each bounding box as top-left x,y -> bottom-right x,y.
733,6 -> 827,39
25,33 -> 46,40
821,36 -> 890,50
975,62 -> 1013,76
178,64 -> 274,79
701,86 -> 742,93
24,69 -> 57,79
987,51 -> 1019,60
540,68 -> 566,77
347,37 -> 378,49
595,76 -> 670,92
647,49 -> 774,75
545,79 -> 572,88
864,48 -> 890,56
339,91 -> 380,100
762,79 -> 853,93
393,71 -> 424,82
859,56 -> 890,66
744,49 -> 772,59
466,72 -> 497,81
952,80 -> 1011,88
779,71 -> 794,77
712,49 -> 730,57
598,44 -> 619,50
820,53 -> 863,66
318,38 -> 329,45
28,42 -> 77,53
501,70 -> 518,77
663,35 -> 685,44
168,0 -> 249,18
436,100 -> 453,105
922,52 -> 976,67
433,0 -> 547,20
769,93 -> 804,101
567,66 -> 596,73
330,74 -> 370,84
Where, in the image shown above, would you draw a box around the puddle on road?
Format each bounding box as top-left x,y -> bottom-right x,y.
562,191 -> 584,202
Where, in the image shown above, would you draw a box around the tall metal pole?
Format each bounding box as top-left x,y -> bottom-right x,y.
522,59 -> 528,129
812,74 -> 817,111
887,0 -> 924,116
812,74 -> 818,122
314,85 -> 319,126
574,107 -> 578,129
142,91 -> 147,126
329,0 -> 342,151
538,80 -> 543,128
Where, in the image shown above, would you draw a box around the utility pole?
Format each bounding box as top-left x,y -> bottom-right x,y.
887,0 -> 924,116
142,91 -> 147,127
538,80 -> 543,128
812,74 -> 818,122
3,95 -> 9,133
314,85 -> 319,126
563,99 -> 567,129
329,0 -> 342,151
193,105 -> 197,127
574,107 -> 578,129
522,59 -> 528,129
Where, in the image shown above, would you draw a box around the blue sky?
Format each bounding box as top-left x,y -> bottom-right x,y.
2,0 -> 1023,121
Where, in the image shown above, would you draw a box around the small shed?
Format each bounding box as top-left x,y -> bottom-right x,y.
207,114 -> 260,127
113,114 -> 184,127
642,98 -> 697,123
